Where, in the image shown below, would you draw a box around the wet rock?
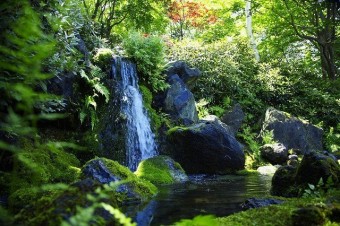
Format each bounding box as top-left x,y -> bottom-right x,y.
164,74 -> 198,125
260,143 -> 288,165
221,103 -> 245,135
287,155 -> 299,167
260,108 -> 323,154
166,61 -> 201,89
241,198 -> 284,210
167,119 -> 245,174
82,158 -> 121,184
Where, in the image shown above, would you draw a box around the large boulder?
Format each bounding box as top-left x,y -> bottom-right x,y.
164,74 -> 198,125
260,143 -> 288,165
167,118 -> 245,174
260,108 -> 323,154
166,61 -> 201,89
221,103 -> 245,135
271,152 -> 340,197
135,155 -> 188,184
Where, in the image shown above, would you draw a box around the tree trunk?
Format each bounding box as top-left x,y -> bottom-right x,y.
245,0 -> 260,62
317,32 -> 337,80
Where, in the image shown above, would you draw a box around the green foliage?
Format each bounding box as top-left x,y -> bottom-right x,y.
238,126 -> 262,169
261,130 -> 275,145
92,48 -> 113,72
79,66 -> 109,130
0,1 -> 56,150
325,124 -> 340,153
195,99 -> 210,119
303,177 -> 335,198
61,182 -> 136,226
174,215 -> 218,226
123,31 -> 169,92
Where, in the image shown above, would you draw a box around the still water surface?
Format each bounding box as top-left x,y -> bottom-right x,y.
127,174 -> 272,225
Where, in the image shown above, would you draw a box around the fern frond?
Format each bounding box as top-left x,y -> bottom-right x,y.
93,83 -> 110,103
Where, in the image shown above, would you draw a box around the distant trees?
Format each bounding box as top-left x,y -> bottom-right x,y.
83,0 -> 167,39
257,0 -> 339,79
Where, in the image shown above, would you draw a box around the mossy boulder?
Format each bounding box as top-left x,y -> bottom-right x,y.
167,119 -> 245,174
135,155 -> 188,184
291,206 -> 326,226
81,158 -> 158,200
271,165 -> 299,197
271,152 -> 340,197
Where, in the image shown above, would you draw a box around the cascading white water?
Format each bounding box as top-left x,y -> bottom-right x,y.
113,58 -> 157,171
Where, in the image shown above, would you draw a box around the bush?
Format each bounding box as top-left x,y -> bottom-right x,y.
123,31 -> 168,92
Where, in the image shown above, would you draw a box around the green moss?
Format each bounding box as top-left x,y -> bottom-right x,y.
139,85 -> 172,133
217,197 -> 338,226
166,126 -> 189,136
92,48 -> 113,71
88,158 -> 158,198
236,169 -> 259,176
135,156 -> 186,184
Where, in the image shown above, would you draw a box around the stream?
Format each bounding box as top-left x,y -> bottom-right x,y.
127,174 -> 272,225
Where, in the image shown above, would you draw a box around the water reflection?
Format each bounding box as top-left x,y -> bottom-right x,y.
126,174 -> 272,226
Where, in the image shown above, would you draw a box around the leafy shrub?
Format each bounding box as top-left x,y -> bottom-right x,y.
92,48 -> 113,72
123,31 -> 169,92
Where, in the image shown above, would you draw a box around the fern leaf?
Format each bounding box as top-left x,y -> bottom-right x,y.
85,96 -> 97,109
93,83 -> 110,103
80,69 -> 90,82
79,110 -> 87,124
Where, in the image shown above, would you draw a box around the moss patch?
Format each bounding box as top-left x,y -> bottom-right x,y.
83,158 -> 158,199
135,155 -> 187,184
217,191 -> 340,226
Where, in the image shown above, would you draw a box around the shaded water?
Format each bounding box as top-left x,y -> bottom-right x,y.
128,174 -> 272,225
112,58 -> 157,171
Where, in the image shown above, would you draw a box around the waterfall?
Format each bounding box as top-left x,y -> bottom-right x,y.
112,58 -> 158,171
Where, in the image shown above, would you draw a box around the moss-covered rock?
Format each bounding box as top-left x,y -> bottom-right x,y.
135,155 -> 188,184
217,194 -> 339,226
271,165 -> 299,197
81,158 -> 158,200
291,206 -> 326,226
271,152 -> 340,197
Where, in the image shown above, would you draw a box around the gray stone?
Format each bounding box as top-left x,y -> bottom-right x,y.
260,143 -> 288,165
241,198 -> 284,210
166,61 -> 201,89
164,74 -> 198,125
260,107 -> 323,154
167,119 -> 245,174
221,103 -> 245,135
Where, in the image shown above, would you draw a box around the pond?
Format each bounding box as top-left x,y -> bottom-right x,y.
126,174 -> 272,225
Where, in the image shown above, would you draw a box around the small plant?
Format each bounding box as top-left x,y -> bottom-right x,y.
302,177 -> 335,198
261,130 -> 275,144
196,98 -> 210,119
325,124 -> 340,153
238,126 -> 262,168
79,66 -> 109,130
